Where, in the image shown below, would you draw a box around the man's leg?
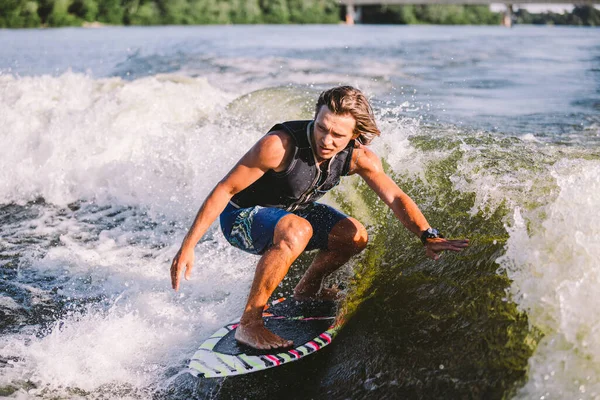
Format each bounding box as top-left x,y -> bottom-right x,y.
235,214 -> 313,350
293,217 -> 368,300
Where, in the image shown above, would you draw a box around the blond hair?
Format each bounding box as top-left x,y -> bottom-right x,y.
315,86 -> 380,145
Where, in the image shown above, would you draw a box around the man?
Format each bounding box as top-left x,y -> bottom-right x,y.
171,86 -> 469,350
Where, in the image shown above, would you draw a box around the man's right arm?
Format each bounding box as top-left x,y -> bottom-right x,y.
170,131 -> 290,290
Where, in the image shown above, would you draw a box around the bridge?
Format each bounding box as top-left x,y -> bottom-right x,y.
339,0 -> 600,26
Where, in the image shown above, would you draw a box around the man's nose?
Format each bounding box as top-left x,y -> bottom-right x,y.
323,133 -> 333,146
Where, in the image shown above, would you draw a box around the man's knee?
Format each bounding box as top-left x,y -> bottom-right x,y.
273,214 -> 313,255
330,217 -> 368,255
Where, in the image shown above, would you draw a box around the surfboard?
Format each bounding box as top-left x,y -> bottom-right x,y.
188,297 -> 339,378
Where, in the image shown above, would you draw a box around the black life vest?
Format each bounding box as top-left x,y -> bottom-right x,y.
230,120 -> 354,212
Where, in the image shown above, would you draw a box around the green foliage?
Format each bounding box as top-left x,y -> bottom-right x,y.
261,0 -> 289,24
0,0 -> 41,28
3,0 -> 596,27
363,4 -> 501,25
96,0 -> 123,24
572,5 -> 600,26
127,1 -> 161,25
1,0 -> 342,27
230,0 -> 262,24
68,0 -> 98,22
182,0 -> 230,25
287,0 -> 338,24
156,0 -> 188,24
397,5 -> 418,24
36,0 -> 52,23
48,0 -> 81,26
515,5 -> 600,26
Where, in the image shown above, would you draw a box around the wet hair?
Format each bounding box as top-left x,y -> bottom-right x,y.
315,86 -> 380,145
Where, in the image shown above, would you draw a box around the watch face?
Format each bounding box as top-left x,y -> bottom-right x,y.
428,228 -> 439,237
421,228 -> 441,244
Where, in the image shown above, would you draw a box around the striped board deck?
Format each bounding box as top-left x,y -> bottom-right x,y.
189,298 -> 339,378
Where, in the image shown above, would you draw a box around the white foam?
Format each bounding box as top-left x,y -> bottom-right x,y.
449,133 -> 560,218
0,202 -> 256,396
498,159 -> 600,399
0,72 -> 246,221
0,72 -> 270,395
371,109 -> 423,178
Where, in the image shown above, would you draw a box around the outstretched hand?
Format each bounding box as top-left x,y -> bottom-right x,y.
171,247 -> 195,291
424,238 -> 469,261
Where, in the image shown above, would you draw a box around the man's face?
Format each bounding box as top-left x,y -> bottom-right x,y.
313,106 -> 358,162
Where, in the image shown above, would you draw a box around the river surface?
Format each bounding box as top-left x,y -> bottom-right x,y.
1,25 -> 599,399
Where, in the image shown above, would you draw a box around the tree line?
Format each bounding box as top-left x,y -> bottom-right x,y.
358,4 -> 599,26
359,4 -> 501,25
0,0 -> 339,27
1,0 -> 598,28
514,6 -> 600,26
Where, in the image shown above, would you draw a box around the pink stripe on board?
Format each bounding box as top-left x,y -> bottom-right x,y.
319,333 -> 332,343
231,324 -> 239,330
265,355 -> 281,366
272,297 -> 286,305
289,350 -> 301,358
308,341 -> 320,351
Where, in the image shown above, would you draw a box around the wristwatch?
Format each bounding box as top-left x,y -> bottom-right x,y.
420,228 -> 443,245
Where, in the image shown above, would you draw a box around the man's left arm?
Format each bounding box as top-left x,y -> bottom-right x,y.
352,147 -> 469,260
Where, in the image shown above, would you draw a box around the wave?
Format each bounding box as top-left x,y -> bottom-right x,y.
1,73 -> 599,398
499,160 -> 600,399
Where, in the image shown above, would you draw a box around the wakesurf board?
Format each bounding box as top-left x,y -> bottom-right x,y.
188,297 -> 339,378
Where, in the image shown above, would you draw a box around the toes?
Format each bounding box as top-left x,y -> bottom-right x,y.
234,325 -> 293,350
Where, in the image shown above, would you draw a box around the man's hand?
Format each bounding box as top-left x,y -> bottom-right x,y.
171,247 -> 195,291
424,238 -> 469,261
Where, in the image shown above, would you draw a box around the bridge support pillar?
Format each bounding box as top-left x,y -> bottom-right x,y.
345,3 -> 362,24
503,4 -> 513,27
346,3 -> 355,24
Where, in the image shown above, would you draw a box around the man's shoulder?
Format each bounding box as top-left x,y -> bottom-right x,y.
258,128 -> 298,172
349,145 -> 383,176
263,129 -> 294,152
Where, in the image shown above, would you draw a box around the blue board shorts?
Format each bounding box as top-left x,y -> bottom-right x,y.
220,202 -> 348,255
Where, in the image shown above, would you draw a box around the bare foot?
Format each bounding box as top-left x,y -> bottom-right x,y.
235,320 -> 293,350
293,287 -> 344,302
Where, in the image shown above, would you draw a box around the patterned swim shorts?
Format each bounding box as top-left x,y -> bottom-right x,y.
219,202 -> 348,255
